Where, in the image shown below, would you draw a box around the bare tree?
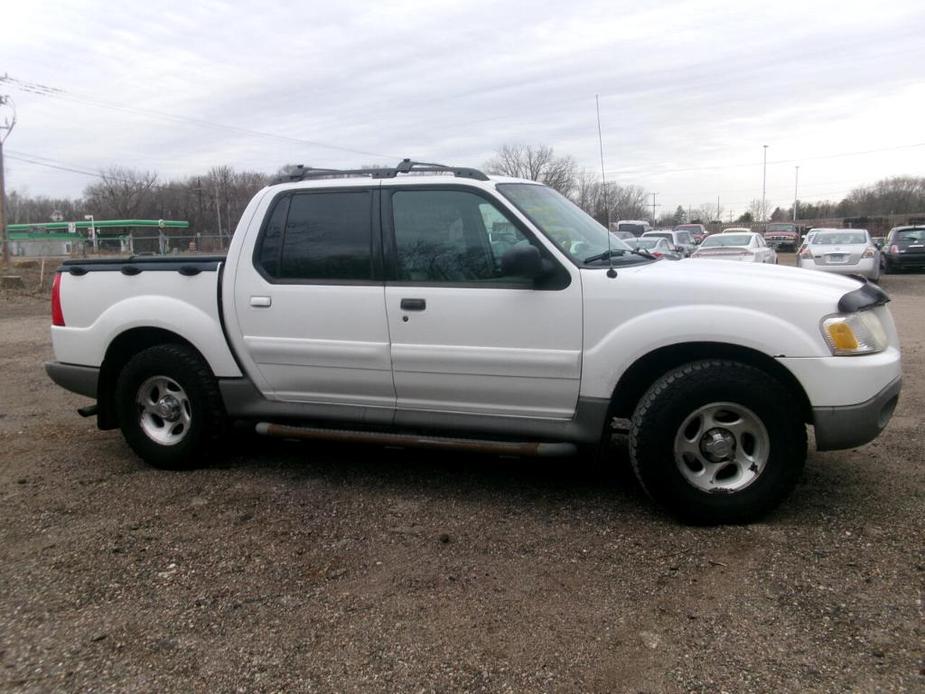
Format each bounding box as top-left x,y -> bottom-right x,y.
83,166 -> 159,219
568,169 -> 649,225
484,144 -> 577,195
747,198 -> 773,223
695,201 -> 724,224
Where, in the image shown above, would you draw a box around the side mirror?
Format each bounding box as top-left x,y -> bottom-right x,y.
501,244 -> 545,278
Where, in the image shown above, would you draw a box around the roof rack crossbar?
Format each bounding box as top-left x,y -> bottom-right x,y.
277,159 -> 489,183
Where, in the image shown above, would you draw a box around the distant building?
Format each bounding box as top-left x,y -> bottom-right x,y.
8,231 -> 76,257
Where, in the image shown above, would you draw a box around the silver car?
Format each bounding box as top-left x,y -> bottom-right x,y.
797,229 -> 880,281
691,232 -> 777,263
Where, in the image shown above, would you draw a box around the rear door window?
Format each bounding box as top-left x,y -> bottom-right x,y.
257,190 -> 374,281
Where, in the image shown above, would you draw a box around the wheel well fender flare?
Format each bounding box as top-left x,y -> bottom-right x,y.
606,341 -> 814,425
96,327 -> 213,430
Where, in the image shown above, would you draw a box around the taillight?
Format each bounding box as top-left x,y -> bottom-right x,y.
799,246 -> 812,258
890,245 -> 899,254
51,273 -> 65,326
653,251 -> 663,258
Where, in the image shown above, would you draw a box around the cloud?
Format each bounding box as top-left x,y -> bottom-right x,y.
2,0 -> 924,214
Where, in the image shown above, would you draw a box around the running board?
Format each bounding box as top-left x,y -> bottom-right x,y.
254,422 -> 577,457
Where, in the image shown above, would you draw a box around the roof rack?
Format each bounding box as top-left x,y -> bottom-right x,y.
276,158 -> 490,183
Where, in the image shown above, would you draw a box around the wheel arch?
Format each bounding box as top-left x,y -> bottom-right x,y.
608,341 -> 813,426
97,327 -> 212,430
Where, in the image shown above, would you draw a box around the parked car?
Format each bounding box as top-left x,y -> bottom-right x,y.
673,223 -> 707,244
764,222 -> 800,251
45,159 -> 901,524
691,232 -> 777,264
797,229 -> 880,281
797,227 -> 836,254
613,220 -> 651,237
611,230 -> 637,241
881,225 -> 925,273
623,236 -> 681,259
642,229 -> 695,256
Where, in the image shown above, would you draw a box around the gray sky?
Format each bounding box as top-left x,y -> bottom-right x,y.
2,0 -> 924,216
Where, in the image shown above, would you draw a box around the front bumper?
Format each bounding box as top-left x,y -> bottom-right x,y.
813,376 -> 901,451
766,238 -> 797,249
885,254 -> 925,269
45,361 -> 99,398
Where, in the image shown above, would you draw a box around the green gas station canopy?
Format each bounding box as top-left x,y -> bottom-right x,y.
8,219 -> 189,233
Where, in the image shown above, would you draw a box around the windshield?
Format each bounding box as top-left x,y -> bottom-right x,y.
497,183 -> 648,265
811,232 -> 868,245
631,238 -> 661,249
701,234 -> 752,247
644,232 -> 672,240
767,224 -> 795,232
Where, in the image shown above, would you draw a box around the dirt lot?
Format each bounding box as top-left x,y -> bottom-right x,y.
1,259 -> 923,692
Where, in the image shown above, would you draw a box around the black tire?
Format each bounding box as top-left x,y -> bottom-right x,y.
883,258 -> 896,275
629,359 -> 806,524
115,343 -> 226,470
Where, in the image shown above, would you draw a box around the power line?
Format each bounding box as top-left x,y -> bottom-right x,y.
0,73 -> 400,162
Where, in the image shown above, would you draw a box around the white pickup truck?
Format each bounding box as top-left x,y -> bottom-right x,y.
46,160 -> 902,524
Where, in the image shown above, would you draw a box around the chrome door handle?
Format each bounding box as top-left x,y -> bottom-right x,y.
250,296 -> 272,308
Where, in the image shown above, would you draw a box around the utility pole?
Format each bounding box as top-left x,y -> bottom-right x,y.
215,181 -> 223,246
761,144 -> 768,226
0,91 -> 17,268
649,192 -> 660,223
793,165 -> 800,222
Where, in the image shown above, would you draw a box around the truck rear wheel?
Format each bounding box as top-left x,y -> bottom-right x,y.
629,359 -> 806,524
115,344 -> 225,470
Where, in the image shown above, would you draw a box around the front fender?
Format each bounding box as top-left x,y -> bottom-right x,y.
581,305 -> 823,399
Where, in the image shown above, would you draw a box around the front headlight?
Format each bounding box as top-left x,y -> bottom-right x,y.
820,311 -> 888,355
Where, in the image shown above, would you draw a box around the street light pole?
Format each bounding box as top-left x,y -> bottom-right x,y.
761,144 -> 768,226
793,166 -> 800,222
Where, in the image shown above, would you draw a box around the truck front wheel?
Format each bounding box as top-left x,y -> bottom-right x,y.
629,359 -> 806,524
115,344 -> 225,470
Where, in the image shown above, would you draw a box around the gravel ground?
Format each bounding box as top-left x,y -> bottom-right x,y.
1,258 -> 923,692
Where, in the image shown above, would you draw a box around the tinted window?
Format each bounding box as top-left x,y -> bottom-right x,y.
894,229 -> 925,244
617,223 -> 646,234
256,197 -> 290,277
274,191 -> 372,280
391,190 -> 531,283
676,232 -> 690,244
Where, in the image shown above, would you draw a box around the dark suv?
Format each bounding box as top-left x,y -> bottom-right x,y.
882,225 -> 925,273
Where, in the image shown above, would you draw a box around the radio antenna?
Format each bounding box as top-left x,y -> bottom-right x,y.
596,94 -> 616,278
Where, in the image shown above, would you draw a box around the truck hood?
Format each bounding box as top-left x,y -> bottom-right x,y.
584,257 -> 863,321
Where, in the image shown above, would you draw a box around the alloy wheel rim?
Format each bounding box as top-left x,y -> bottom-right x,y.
136,375 -> 191,446
673,402 -> 770,493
